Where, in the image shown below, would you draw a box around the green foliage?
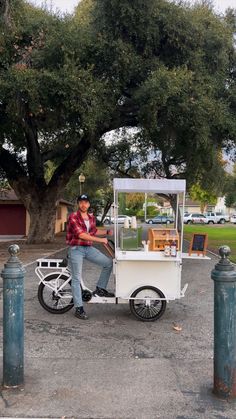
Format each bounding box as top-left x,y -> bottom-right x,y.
190,183 -> 217,212
118,193 -> 126,214
74,0 -> 94,27
136,205 -> 159,218
64,154 -> 112,211
0,177 -> 10,189
0,1 -> 114,157
93,0 -> 236,190
225,193 -> 236,209
147,205 -> 159,216
126,193 -> 144,211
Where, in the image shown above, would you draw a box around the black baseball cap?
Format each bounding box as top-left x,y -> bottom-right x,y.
77,194 -> 90,202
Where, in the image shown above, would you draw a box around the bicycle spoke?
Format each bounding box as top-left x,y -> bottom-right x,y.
130,287 -> 166,321
42,280 -> 72,309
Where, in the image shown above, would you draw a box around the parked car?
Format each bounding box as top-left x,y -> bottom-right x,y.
204,212 -> 229,224
183,213 -> 209,224
103,218 -> 111,225
111,215 -> 132,224
230,214 -> 236,224
146,215 -> 174,225
96,214 -> 111,225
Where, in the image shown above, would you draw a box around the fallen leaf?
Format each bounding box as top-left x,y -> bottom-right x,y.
172,323 -> 182,332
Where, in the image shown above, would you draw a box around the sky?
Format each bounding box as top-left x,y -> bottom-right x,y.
30,0 -> 236,15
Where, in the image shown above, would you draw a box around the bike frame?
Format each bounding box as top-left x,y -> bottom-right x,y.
35,258 -> 91,296
35,258 -> 165,302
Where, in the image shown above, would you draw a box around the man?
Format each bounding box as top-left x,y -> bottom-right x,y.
66,194 -> 114,320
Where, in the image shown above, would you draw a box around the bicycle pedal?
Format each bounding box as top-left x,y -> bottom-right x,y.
90,295 -> 116,303
82,290 -> 92,302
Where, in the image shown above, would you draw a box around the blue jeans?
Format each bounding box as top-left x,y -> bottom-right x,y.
68,245 -> 113,307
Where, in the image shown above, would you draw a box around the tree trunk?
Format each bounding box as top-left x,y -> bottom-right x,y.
201,203 -> 207,213
1,128 -> 92,243
27,198 -> 58,244
10,178 -> 61,243
169,194 -> 182,233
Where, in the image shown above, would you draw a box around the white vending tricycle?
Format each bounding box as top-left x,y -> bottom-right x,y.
36,178 -> 209,321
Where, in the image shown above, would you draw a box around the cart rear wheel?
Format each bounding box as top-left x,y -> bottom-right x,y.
38,273 -> 73,314
129,286 -> 166,322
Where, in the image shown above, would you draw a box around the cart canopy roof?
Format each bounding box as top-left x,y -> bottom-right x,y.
113,178 -> 186,194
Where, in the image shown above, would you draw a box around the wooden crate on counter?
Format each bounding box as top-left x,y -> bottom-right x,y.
148,228 -> 179,251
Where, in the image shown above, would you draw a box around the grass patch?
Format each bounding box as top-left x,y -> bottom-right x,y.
184,224 -> 236,263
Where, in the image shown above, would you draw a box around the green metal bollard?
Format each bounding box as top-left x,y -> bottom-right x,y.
1,244 -> 24,388
211,245 -> 236,400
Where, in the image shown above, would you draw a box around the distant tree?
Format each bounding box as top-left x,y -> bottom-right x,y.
189,183 -> 217,213
224,163 -> 236,209
126,193 -> 144,212
225,193 -> 236,209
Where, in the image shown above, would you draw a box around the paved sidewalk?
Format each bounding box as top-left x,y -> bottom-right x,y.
0,234 -> 67,267
0,241 -> 236,418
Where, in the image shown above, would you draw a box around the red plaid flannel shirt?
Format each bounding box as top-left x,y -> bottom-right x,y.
66,210 -> 97,246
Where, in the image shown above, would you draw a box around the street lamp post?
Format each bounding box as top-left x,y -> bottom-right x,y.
144,193 -> 147,222
79,173 -> 85,194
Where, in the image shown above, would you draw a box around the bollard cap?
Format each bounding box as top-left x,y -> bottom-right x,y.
8,244 -> 20,256
219,245 -> 231,259
1,243 -> 25,279
211,245 -> 236,282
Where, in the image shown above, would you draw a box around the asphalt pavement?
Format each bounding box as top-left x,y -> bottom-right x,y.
0,241 -> 236,418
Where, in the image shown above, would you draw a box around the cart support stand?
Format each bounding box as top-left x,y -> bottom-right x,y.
1,245 -> 24,388
211,246 -> 236,400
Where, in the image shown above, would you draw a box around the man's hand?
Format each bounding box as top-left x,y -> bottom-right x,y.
100,237 -> 108,245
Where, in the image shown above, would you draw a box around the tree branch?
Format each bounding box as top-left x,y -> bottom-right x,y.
0,0 -> 12,28
48,136 -> 92,192
42,146 -> 69,163
17,97 -> 45,185
102,98 -> 139,133
161,152 -> 172,178
24,121 -> 45,182
0,147 -> 27,181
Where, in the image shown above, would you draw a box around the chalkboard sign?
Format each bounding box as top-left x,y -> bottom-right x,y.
189,233 -> 208,256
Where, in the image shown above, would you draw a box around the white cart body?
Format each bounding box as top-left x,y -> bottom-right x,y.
113,178 -> 187,301
35,178 -> 210,321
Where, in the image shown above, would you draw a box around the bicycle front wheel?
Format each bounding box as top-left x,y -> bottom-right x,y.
38,273 -> 74,314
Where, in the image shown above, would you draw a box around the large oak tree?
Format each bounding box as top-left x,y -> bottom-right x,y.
0,1 -> 122,242
0,0 -> 235,242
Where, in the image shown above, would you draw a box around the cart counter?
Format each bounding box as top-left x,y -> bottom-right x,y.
114,250 -> 183,300
115,250 -> 211,261
115,249 -> 182,261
